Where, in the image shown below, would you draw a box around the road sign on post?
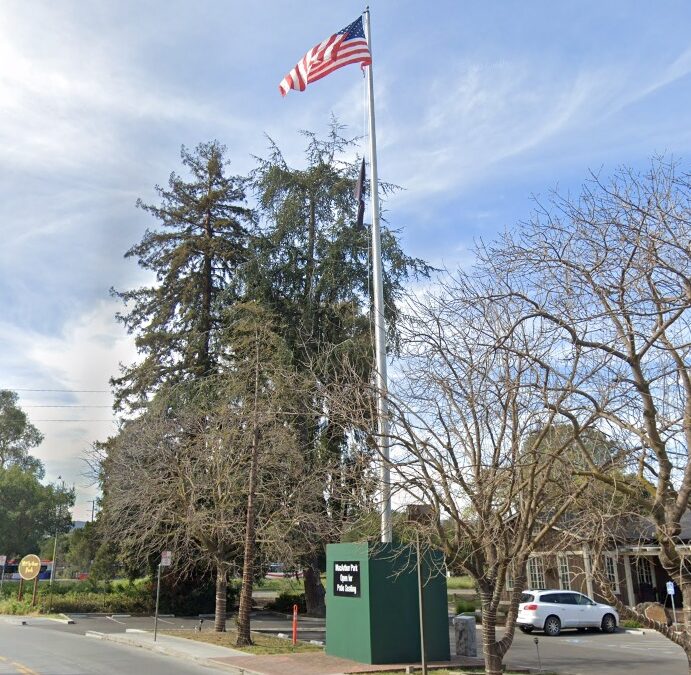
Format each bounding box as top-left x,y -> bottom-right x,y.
18,554 -> 41,607
0,555 -> 5,592
667,581 -> 677,625
154,551 -> 172,642
18,554 -> 41,581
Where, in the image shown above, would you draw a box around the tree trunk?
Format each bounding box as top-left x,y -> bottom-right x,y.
303,556 -> 325,617
214,564 -> 227,632
236,423 -> 260,646
481,602 -> 504,675
682,583 -> 691,635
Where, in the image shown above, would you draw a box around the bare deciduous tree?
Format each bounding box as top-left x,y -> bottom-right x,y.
486,158 -> 691,668
325,277 -> 597,675
103,307 -> 328,639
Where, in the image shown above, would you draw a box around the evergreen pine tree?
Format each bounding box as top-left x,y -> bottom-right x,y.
248,124 -> 431,613
112,141 -> 254,409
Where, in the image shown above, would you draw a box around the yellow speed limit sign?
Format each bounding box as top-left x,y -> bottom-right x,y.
18,554 -> 41,581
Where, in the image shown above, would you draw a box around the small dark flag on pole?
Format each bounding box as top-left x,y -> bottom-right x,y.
354,158 -> 366,228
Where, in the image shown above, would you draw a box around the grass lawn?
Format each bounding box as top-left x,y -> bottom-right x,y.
254,573 -> 326,594
164,628 -> 323,655
255,577 -> 304,593
446,576 -> 476,590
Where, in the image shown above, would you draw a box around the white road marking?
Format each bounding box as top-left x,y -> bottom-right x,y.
106,615 -> 126,625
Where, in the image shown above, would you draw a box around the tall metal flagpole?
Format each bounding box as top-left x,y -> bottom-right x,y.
363,7 -> 392,544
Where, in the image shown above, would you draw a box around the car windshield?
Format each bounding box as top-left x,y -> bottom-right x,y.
520,593 -> 534,603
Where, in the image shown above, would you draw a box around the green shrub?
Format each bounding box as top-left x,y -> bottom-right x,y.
157,578 -> 237,616
266,592 -> 306,614
455,598 -> 478,614
0,576 -> 236,617
621,619 -> 643,629
39,591 -> 153,614
0,598 -> 34,615
446,576 -> 476,590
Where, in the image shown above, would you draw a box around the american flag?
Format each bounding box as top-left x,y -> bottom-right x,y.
279,16 -> 372,96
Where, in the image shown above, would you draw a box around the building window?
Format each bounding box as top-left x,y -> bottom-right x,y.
604,554 -> 619,593
528,557 -> 545,589
635,558 -> 653,586
558,554 -> 571,590
506,563 -> 515,591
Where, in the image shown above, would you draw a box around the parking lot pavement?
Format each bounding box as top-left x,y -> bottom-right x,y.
501,627 -> 687,675
22,614 -> 207,635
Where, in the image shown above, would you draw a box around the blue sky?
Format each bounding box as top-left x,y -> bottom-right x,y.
2,0 -> 691,520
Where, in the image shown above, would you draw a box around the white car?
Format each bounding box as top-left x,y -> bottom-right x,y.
517,589 -> 619,636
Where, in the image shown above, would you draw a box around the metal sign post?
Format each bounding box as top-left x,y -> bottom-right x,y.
31,576 -> 39,607
154,551 -> 171,642
17,555 -> 41,604
0,555 -> 6,593
667,581 -> 677,626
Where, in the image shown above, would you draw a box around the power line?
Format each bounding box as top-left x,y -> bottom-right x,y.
33,419 -> 117,423
6,388 -> 111,393
24,405 -> 112,408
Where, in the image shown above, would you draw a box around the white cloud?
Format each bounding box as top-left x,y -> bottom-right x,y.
377,61 -> 619,200
0,300 -> 136,520
0,3 -> 250,174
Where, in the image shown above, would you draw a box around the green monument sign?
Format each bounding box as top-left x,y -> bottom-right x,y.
326,541 -> 450,664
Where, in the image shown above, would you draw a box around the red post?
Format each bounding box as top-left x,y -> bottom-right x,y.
292,603 -> 298,646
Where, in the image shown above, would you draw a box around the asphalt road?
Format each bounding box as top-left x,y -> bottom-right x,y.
0,619 -> 215,675
4,613 -> 689,674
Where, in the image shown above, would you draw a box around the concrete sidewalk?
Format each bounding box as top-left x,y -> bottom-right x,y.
86,629 -> 252,670
209,652 -> 485,675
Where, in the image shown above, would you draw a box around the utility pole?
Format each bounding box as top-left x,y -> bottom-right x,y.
50,476 -> 63,587
48,476 -> 66,613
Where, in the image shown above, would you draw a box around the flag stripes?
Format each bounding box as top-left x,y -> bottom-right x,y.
279,17 -> 372,96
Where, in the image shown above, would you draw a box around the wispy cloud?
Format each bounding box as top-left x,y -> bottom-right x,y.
0,300 -> 135,519
376,60 -> 620,200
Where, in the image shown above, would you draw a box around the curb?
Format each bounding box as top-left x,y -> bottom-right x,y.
207,661 -> 265,675
0,617 -> 27,626
87,630 -> 257,673
45,613 -> 75,624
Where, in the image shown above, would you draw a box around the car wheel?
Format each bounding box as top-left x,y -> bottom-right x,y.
519,626 -> 534,634
544,615 -> 561,636
601,613 -> 617,633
